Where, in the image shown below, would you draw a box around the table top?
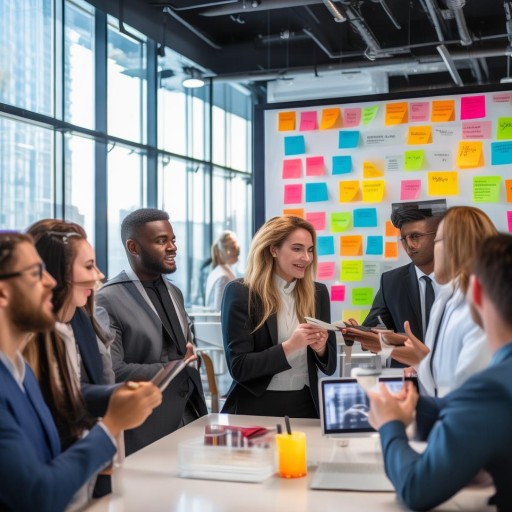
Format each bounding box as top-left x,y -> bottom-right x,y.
86,413 -> 494,512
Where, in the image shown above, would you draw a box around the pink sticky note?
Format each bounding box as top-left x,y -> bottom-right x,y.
493,93 -> 512,104
401,179 -> 421,200
284,184 -> 303,204
461,95 -> 486,120
282,159 -> 302,179
306,156 -> 325,176
306,211 -> 326,231
508,211 -> 512,233
462,121 -> 492,140
410,102 -> 429,122
343,108 -> 361,127
317,262 -> 335,280
331,285 -> 346,302
299,111 -> 318,131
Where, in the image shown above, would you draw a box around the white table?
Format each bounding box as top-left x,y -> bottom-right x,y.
86,414 -> 494,512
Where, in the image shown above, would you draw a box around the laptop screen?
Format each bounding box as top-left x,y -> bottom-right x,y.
319,377 -> 403,437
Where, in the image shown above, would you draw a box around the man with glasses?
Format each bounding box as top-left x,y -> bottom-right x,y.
0,232 -> 162,511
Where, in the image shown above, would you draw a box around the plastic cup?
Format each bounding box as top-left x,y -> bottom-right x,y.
276,431 -> 307,478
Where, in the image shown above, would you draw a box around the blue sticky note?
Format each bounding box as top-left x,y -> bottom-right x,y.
353,208 -> 378,228
491,141 -> 512,165
366,236 -> 383,255
305,182 -> 328,202
332,155 -> 352,175
338,131 -> 360,149
317,236 -> 335,256
284,135 -> 306,156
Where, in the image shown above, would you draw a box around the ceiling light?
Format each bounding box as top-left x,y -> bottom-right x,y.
182,67 -> 205,89
436,44 -> 463,86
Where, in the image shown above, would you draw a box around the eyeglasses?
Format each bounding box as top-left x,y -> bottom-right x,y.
0,262 -> 46,281
399,231 -> 436,244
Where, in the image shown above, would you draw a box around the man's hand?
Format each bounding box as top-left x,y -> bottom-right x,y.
391,321 -> 430,366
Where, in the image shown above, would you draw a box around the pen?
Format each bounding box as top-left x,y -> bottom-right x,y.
377,315 -> 387,329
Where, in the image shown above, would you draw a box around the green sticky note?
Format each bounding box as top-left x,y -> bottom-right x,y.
330,212 -> 352,233
340,260 -> 363,282
472,176 -> 501,202
351,287 -> 374,306
362,106 -> 379,125
496,117 -> 512,140
404,150 -> 425,171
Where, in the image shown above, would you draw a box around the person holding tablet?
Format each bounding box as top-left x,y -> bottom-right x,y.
221,216 -> 337,418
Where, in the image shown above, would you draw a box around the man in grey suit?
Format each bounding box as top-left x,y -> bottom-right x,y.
97,208 -> 207,455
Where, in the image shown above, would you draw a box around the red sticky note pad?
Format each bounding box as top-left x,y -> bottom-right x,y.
317,262 -> 335,280
306,156 -> 325,176
284,184 -> 303,204
305,211 -> 326,231
299,111 -> 318,131
331,285 -> 346,302
282,159 -> 302,179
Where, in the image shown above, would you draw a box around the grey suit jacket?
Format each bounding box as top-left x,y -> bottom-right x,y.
96,269 -> 207,455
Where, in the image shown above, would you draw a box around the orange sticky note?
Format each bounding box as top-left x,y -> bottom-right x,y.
339,180 -> 360,202
340,235 -> 363,256
363,161 -> 384,178
283,208 -> 304,218
384,242 -> 398,259
362,180 -> 385,203
320,108 -> 342,130
428,172 -> 459,196
385,102 -> 408,125
385,220 -> 400,237
278,111 -> 296,131
506,179 -> 512,203
407,126 -> 432,145
456,141 -> 484,168
431,100 -> 455,122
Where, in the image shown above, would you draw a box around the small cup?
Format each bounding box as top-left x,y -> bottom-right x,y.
275,431 -> 307,478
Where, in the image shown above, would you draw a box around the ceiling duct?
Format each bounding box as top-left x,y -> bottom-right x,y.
444,0 -> 472,46
321,0 -> 347,22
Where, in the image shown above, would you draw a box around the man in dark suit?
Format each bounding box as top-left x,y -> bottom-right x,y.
367,234 -> 512,512
96,208 -> 207,455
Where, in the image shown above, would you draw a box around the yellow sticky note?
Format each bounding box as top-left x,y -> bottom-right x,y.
457,141 -> 484,168
339,180 -> 360,202
340,235 -> 363,256
341,261 -> 363,282
363,161 -> 384,178
407,126 -> 432,145
385,102 -> 408,125
278,111 -> 296,131
362,180 -> 385,203
342,309 -> 370,324
431,100 -> 455,122
506,179 -> 512,203
404,150 -> 425,171
320,108 -> 342,130
385,220 -> 400,237
384,242 -> 399,259
282,208 -> 304,218
330,212 -> 352,233
428,172 -> 459,196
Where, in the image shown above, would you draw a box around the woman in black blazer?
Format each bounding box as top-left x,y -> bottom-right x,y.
221,216 -> 337,418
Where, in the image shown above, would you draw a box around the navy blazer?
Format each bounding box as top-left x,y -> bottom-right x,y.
220,279 -> 337,415
0,360 -> 116,512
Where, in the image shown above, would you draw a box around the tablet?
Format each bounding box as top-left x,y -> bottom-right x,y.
152,355 -> 196,392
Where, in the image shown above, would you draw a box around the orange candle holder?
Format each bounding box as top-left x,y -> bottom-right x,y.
276,431 -> 307,478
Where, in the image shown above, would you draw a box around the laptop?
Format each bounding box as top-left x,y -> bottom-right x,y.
310,377 -> 403,492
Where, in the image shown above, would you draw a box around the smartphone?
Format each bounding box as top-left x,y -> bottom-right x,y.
404,375 -> 420,393
151,355 -> 196,392
346,325 -> 373,333
378,376 -> 404,393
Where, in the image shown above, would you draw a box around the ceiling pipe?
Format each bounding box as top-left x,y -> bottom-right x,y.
437,44 -> 464,85
376,0 -> 401,30
344,4 -> 383,58
321,0 -> 347,22
444,0 -> 472,46
200,0 -> 322,16
419,0 -> 447,42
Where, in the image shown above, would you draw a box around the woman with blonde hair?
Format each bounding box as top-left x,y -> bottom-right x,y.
221,216 -> 336,417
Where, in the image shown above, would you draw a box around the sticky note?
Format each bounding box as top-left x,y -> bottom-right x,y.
353,208 -> 378,228
284,184 -> 303,204
366,236 -> 383,255
506,179 -> 512,203
283,208 -> 304,218
431,151 -> 452,169
340,236 -> 363,256
404,150 -> 425,171
472,176 -> 501,202
363,161 -> 384,178
457,141 -> 484,168
491,141 -> 512,165
299,111 -> 317,131
305,182 -> 328,202
362,105 -> 379,125
401,179 -> 422,200
278,111 -> 296,131
339,131 -> 359,149
331,285 -> 346,302
363,130 -> 399,147
282,159 -> 302,179
320,108 -> 341,130
284,135 -> 305,156
330,212 -> 352,233
341,261 -> 363,282
460,95 -> 485,120
493,93 -> 512,104
317,262 -> 335,280
342,309 -> 369,324
462,121 -> 492,140
385,102 -> 408,125
385,155 -> 401,172
384,242 -> 399,259
305,156 -> 325,176
385,220 -> 400,237
433,125 -> 460,140
362,180 -> 385,202
364,261 -> 381,277
305,211 -> 326,231
339,180 -> 360,202
317,236 -> 335,256
352,288 -> 374,306
332,155 -> 352,175
343,108 -> 361,127
410,101 -> 429,122
431,100 -> 455,122
428,172 -> 459,196
497,117 -> 512,140
508,211 -> 512,233
407,126 -> 432,145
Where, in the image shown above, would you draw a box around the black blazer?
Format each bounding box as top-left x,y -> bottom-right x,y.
220,279 -> 337,415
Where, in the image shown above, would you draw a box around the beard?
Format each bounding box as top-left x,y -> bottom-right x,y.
139,245 -> 177,275
10,287 -> 55,332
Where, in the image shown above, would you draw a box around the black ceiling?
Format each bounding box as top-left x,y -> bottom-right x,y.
103,0 -> 512,92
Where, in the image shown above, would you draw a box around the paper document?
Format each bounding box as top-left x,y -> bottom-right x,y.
304,317 -> 347,331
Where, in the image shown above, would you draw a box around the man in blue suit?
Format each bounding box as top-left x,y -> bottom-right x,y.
0,232 -> 162,512
367,234 -> 512,511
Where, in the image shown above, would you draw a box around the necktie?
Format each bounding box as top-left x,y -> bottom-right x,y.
421,275 -> 435,331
